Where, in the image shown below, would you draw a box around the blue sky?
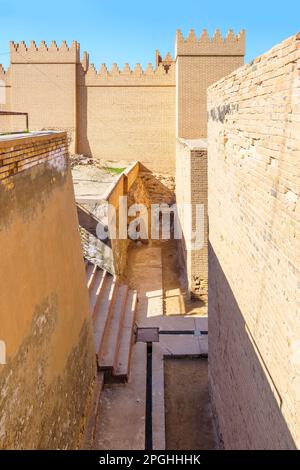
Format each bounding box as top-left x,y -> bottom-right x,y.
0,0 -> 299,69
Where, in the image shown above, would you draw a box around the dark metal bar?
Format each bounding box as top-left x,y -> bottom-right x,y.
145,342 -> 153,450
159,330 -> 208,335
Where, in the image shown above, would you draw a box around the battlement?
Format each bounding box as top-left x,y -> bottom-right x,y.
10,40 -> 80,63
156,50 -> 174,69
175,29 -> 245,57
84,61 -> 175,86
0,64 -> 6,79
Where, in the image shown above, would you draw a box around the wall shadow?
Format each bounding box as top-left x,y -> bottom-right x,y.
77,64 -> 92,157
208,242 -> 297,450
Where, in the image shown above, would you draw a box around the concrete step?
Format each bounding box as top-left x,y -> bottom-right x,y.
98,284 -> 128,371
85,261 -> 95,286
113,290 -> 138,381
85,258 -> 138,383
93,273 -> 117,359
89,268 -> 107,315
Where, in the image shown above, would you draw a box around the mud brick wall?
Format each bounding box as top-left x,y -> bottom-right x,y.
207,33 -> 300,449
175,29 -> 244,139
0,65 -> 11,133
77,63 -> 176,174
0,132 -> 96,449
176,139 -> 208,301
8,42 -> 78,152
0,31 -> 244,174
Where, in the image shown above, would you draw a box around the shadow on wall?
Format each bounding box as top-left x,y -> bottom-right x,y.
208,243 -> 296,450
137,164 -> 175,205
77,73 -> 92,157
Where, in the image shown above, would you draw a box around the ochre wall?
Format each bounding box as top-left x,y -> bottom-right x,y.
175,29 -> 245,139
77,64 -> 176,174
207,33 -> 300,449
8,42 -> 78,151
0,66 -> 11,133
0,30 -> 245,174
0,132 -> 95,449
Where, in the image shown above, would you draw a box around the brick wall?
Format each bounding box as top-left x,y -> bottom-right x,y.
0,65 -> 11,133
207,33 -> 300,449
0,131 -> 67,179
176,29 -> 244,139
0,131 -> 95,448
176,138 -> 208,301
0,30 -> 245,174
77,63 -> 176,174
8,42 -> 78,152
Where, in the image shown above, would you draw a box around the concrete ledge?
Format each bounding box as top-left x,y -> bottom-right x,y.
0,131 -> 66,150
177,138 -> 207,151
0,131 -> 68,181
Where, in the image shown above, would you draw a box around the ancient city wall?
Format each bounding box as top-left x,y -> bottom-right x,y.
207,33 -> 300,449
176,29 -> 245,139
77,61 -> 176,174
0,65 -> 12,133
0,131 -> 96,449
176,138 -> 208,300
0,30 -> 245,174
8,42 -> 79,152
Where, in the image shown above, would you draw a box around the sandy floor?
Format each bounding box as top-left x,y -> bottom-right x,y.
158,238 -> 207,316
164,357 -> 218,450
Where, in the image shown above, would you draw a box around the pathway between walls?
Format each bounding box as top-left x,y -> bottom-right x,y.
92,239 -> 210,450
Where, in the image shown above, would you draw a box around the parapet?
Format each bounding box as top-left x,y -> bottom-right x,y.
175,29 -> 245,57
0,64 -> 6,79
10,40 -> 80,64
84,62 -> 175,87
155,50 -> 174,71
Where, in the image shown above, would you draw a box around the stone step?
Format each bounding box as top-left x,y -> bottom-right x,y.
113,290 -> 138,381
93,274 -> 117,358
98,284 -> 128,371
87,263 -> 98,290
89,268 -> 107,315
85,258 -> 138,383
85,261 -> 95,286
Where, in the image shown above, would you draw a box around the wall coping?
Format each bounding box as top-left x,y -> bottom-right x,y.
0,131 -> 66,150
178,138 -> 207,150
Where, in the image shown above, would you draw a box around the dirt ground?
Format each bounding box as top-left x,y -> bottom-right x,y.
160,238 -> 207,316
164,357 -> 219,450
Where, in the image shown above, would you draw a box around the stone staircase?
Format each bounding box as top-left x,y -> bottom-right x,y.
85,259 -> 137,382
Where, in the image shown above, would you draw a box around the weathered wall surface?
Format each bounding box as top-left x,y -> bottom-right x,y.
176,29 -> 245,139
0,132 -> 95,449
207,33 -> 300,449
176,139 -> 208,301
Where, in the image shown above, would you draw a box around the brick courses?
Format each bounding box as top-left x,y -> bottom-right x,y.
176,139 -> 208,300
207,32 -> 300,449
0,31 -> 245,174
0,132 -> 68,180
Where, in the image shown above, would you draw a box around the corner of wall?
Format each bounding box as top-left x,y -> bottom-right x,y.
175,28 -> 245,139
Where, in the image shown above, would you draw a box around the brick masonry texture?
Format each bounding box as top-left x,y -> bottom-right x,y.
0,31 -> 245,174
207,33 -> 300,449
0,133 -> 67,180
176,29 -> 244,140
0,133 -> 96,448
176,139 -> 208,301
